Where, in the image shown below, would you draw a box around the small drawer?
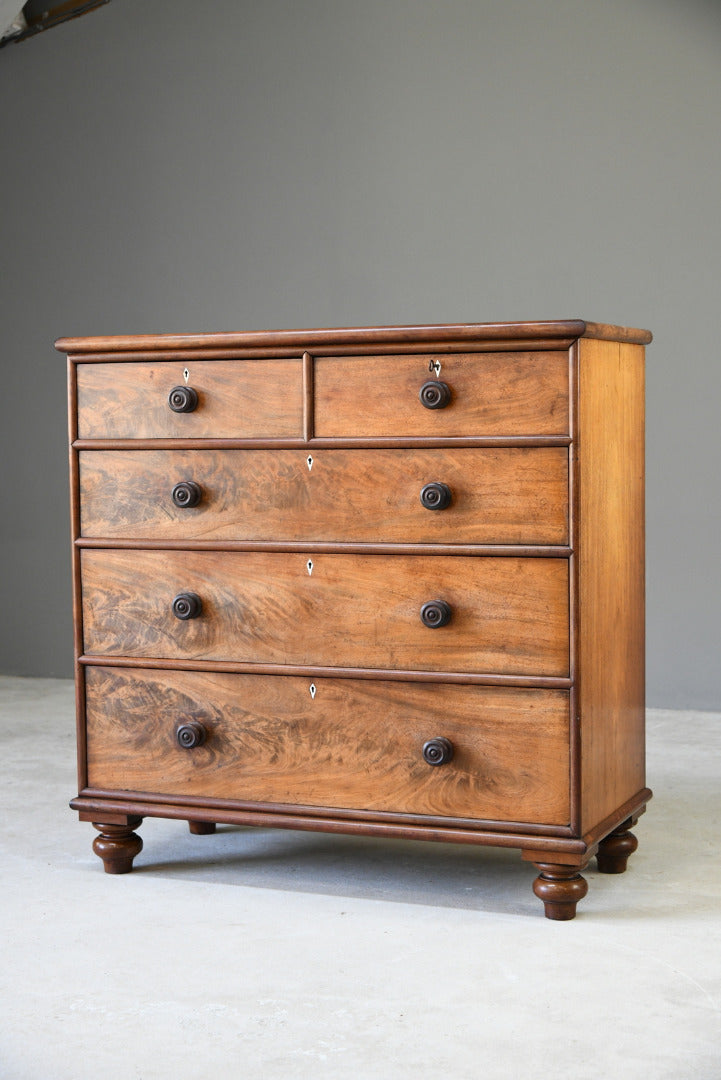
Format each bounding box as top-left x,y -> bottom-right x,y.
84,666 -> 571,825
78,447 -> 569,545
81,549 -> 569,677
76,359 -> 303,439
313,352 -> 569,437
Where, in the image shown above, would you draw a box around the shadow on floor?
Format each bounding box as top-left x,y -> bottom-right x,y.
128,823 -> 569,916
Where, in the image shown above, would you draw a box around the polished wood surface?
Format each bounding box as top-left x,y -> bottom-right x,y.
188,820 -> 217,835
576,338 -> 646,833
531,863 -> 589,921
84,667 -> 570,824
81,549 -> 570,676
91,818 -> 143,874
56,318 -> 652,355
76,359 -> 303,439
78,447 -> 568,545
79,655 -> 572,690
314,352 -> 569,437
596,822 -> 639,873
61,318 -> 651,918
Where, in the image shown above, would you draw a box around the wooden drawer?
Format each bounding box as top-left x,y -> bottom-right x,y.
76,359 -> 303,439
84,666 -> 571,825
314,352 -> 569,437
81,549 -> 569,676
78,447 -> 569,545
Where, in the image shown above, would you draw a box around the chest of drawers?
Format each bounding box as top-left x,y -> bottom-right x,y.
58,319 -> 652,919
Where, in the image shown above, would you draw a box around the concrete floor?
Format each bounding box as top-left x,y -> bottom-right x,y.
1,676 -> 719,1079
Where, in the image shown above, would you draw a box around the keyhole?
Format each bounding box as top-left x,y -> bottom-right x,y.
309,683 -> 317,699
307,559 -> 313,575
307,455 -> 313,471
183,368 -> 190,384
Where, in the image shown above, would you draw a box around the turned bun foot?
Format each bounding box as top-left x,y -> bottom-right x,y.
533,864 -> 589,920
188,820 -> 217,835
597,827 -> 638,874
92,818 -> 143,874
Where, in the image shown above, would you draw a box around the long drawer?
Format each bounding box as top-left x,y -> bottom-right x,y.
76,359 -> 303,439
78,447 -> 569,545
314,352 -> 569,437
81,549 -> 569,676
84,666 -> 571,825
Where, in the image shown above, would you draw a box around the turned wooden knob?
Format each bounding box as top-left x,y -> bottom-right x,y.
420,599 -> 452,628
176,721 -> 207,749
419,380 -> 451,410
420,482 -> 452,510
171,480 -> 202,508
172,592 -> 203,620
422,737 -> 454,766
168,385 -> 198,413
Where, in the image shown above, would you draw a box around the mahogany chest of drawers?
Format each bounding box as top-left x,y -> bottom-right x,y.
58,320 -> 652,919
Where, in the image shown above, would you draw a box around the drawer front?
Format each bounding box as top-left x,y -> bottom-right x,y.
76,359 -> 303,439
84,666 -> 571,825
79,447 -> 569,545
81,549 -> 569,676
314,352 -> 569,437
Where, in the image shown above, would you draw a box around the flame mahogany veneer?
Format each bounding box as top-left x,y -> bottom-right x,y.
58,319 -> 652,919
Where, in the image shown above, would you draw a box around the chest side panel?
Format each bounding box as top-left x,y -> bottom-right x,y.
576,338 -> 645,833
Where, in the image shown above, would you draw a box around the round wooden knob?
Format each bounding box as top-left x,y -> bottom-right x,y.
168,385 -> 198,413
422,737 -> 454,766
171,481 -> 202,508
420,600 -> 452,628
419,380 -> 451,410
172,592 -> 203,620
176,721 -> 207,749
420,482 -> 452,510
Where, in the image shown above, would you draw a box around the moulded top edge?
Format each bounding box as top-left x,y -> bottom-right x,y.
54,319 -> 652,355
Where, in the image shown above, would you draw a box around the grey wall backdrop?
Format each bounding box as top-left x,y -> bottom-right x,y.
1,0 -> 719,708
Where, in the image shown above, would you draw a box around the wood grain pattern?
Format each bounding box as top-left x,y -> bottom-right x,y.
576,338 -> 646,832
314,352 -> 569,437
78,447 -> 568,545
68,359 -> 88,789
581,322 -> 652,345
62,320 -> 650,913
74,794 -> 587,851
84,666 -> 570,824
76,359 -> 303,439
302,352 -> 314,441
79,655 -> 573,690
80,549 -> 570,676
55,318 -> 651,355
73,436 -> 571,450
